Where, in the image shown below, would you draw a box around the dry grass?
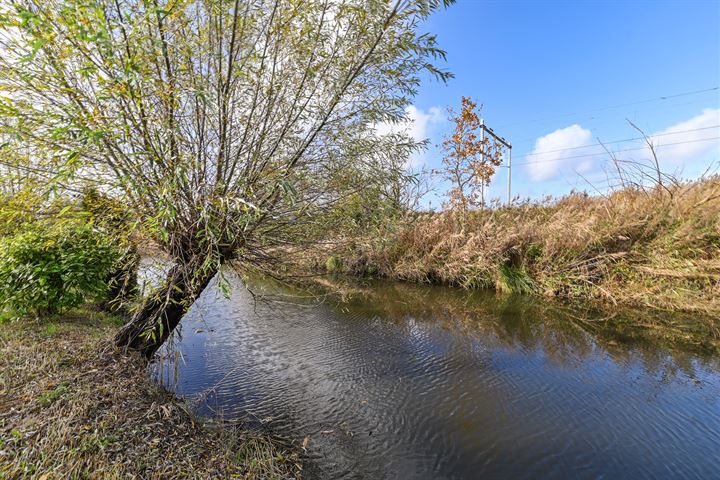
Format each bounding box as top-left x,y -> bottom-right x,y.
0,309 -> 302,479
317,177 -> 720,324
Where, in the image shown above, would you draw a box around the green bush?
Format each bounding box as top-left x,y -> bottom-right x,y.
0,221 -> 123,319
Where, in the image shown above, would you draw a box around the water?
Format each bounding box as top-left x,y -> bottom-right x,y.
154,271 -> 720,479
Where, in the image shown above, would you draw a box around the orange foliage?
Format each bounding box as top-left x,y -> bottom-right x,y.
436,97 -> 503,212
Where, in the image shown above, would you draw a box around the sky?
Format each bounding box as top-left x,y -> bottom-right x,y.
395,0 -> 720,207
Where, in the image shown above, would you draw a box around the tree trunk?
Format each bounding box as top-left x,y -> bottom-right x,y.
114,258 -> 218,358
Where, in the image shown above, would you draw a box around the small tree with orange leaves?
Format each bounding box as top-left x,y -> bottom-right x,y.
437,97 -> 503,214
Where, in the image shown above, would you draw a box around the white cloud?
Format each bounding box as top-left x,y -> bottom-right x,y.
648,108 -> 720,165
526,124 -> 596,181
375,105 -> 445,168
576,159 -> 594,174
516,108 -> 720,197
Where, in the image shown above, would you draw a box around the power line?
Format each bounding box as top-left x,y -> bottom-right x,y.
510,136 -> 720,167
518,125 -> 720,158
509,97 -> 716,146
479,120 -> 512,203
496,86 -> 720,129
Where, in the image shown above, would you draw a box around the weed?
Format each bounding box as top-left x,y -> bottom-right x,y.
43,323 -> 59,336
326,255 -> 343,273
38,382 -> 70,407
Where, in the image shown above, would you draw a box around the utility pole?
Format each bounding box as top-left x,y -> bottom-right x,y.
507,147 -> 512,205
479,119 -> 485,206
479,120 -> 512,204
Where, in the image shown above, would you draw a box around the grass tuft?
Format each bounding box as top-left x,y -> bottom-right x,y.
496,265 -> 535,295
325,255 -> 343,273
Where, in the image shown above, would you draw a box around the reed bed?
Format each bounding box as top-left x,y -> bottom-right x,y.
317,177 -> 720,324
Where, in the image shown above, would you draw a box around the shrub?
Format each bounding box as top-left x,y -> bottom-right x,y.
0,221 -> 123,319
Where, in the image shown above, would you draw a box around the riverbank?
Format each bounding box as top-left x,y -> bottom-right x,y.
0,308 -> 302,479
311,178 -> 720,321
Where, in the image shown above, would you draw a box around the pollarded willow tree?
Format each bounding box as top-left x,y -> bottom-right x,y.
0,0 -> 453,355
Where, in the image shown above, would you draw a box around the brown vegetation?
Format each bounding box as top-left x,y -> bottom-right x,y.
0,310 -> 301,479
316,177 -> 720,326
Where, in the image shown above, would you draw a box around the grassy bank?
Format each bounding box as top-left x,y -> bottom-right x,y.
314,178 -> 720,322
0,309 -> 301,479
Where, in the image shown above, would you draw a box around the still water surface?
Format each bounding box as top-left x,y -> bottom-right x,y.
154,271 -> 720,479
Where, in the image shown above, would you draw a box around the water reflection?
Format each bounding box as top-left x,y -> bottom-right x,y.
334,279 -> 719,378
154,270 -> 720,479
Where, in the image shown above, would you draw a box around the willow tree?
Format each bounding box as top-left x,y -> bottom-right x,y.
0,0 -> 452,355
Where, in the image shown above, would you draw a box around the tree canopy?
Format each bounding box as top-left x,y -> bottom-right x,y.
0,0 -> 453,354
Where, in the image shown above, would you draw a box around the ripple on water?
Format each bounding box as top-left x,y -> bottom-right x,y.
153,271 -> 720,480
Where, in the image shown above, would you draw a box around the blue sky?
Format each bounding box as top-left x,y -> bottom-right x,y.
402,0 -> 720,206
